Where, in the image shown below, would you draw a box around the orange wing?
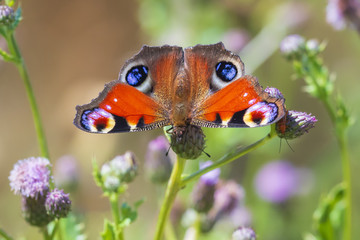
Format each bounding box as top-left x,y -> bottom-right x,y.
192,76 -> 285,128
74,83 -> 169,133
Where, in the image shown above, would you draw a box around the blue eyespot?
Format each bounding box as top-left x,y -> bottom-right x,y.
215,61 -> 237,82
126,65 -> 149,86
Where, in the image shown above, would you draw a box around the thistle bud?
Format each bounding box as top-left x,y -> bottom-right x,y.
276,110 -> 317,139
280,34 -> 305,60
100,151 -> 138,191
22,193 -> 54,227
45,188 -> 71,218
192,161 -> 220,213
145,136 -> 174,184
232,227 -> 256,240
0,5 -> 15,26
171,125 -> 205,159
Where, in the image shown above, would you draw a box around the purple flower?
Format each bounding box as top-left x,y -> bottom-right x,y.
45,188 -> 71,218
9,157 -> 51,198
0,5 -> 15,26
280,34 -> 305,56
54,155 -> 79,191
265,87 -> 284,100
326,0 -> 360,31
22,193 -> 54,227
222,29 -> 250,53
254,160 -> 300,203
145,136 -> 174,184
199,161 -> 220,185
232,227 -> 256,240
276,110 -> 317,139
192,161 -> 220,213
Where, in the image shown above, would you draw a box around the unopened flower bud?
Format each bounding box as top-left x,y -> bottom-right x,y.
192,161 -> 220,213
145,136 -> 174,183
100,151 -> 138,191
276,110 -> 317,139
171,125 -> 205,159
280,34 -> 305,60
45,188 -> 71,218
0,5 -> 15,26
22,193 -> 54,227
232,227 -> 256,240
265,87 -> 284,100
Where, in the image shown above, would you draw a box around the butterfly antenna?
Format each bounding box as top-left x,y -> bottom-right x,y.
286,139 -> 295,152
166,145 -> 171,156
279,139 -> 283,153
202,149 -> 211,158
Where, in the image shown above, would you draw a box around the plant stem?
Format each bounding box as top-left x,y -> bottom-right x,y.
181,128 -> 277,186
0,228 -> 14,240
110,192 -> 124,240
337,129 -> 351,240
5,32 -> 50,161
154,156 -> 186,240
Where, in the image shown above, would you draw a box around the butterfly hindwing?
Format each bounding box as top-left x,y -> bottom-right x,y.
192,75 -> 285,128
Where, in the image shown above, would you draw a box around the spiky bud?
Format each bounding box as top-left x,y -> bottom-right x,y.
22,193 -> 54,227
276,110 -> 317,139
171,125 -> 205,159
45,188 -> 71,218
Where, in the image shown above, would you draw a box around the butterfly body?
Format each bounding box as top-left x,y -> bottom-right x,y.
74,43 -> 286,158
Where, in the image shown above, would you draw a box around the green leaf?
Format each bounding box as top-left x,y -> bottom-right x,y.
12,7 -> 22,29
313,183 -> 346,240
119,199 -> 144,226
101,219 -> 116,240
92,158 -> 104,188
5,0 -> 15,7
50,213 -> 87,240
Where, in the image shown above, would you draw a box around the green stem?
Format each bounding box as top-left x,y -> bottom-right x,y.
154,156 -> 186,240
5,32 -> 50,161
110,192 -> 124,240
337,130 -> 351,240
0,228 -> 14,240
181,128 -> 277,186
42,227 -> 51,240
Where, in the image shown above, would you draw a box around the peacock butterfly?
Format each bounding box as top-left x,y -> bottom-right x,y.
74,43 -> 286,159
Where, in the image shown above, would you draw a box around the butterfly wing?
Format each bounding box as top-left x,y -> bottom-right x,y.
183,43 -> 285,128
192,75 -> 286,128
74,45 -> 183,133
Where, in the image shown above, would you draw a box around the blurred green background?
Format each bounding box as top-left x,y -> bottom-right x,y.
0,0 -> 359,239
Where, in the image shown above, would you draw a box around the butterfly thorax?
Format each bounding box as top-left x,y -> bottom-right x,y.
171,71 -> 192,127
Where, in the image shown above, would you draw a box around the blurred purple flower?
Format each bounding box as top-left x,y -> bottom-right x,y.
9,157 -> 51,198
326,0 -> 360,31
145,136 -> 174,184
222,29 -> 250,53
199,161 -> 220,185
192,161 -> 220,213
45,188 -> 71,218
54,155 -> 79,191
280,34 -> 305,56
230,206 -> 253,228
254,160 -> 312,203
232,227 -> 256,240
0,5 -> 15,26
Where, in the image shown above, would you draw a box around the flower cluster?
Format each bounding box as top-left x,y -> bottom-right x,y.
9,157 -> 71,226
96,151 -> 138,192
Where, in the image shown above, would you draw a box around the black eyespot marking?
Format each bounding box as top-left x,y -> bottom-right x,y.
126,65 -> 149,86
215,61 -> 237,82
